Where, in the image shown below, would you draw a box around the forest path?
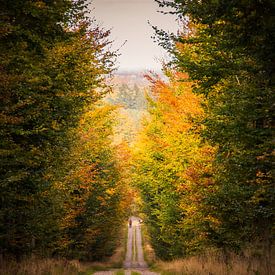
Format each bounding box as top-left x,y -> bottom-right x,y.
94,217 -> 158,275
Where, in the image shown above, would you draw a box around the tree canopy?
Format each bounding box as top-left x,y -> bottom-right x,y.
132,0 -> 274,265
0,0 -> 127,259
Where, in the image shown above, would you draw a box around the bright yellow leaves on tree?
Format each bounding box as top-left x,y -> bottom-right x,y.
133,70 -> 216,258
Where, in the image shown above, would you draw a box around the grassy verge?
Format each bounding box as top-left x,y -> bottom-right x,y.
0,223 -> 129,275
140,222 -> 156,268
153,247 -> 275,275
0,256 -> 88,275
0,256 -> 127,275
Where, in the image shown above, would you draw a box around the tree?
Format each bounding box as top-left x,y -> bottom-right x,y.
54,104 -> 128,260
0,0 -> 115,257
133,72 -> 215,259
156,0 -> 274,257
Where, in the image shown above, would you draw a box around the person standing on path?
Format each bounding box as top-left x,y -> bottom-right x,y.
129,218 -> 132,228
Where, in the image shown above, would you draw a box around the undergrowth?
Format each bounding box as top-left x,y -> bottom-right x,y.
154,246 -> 275,275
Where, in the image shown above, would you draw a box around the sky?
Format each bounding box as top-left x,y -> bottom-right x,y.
90,0 -> 179,72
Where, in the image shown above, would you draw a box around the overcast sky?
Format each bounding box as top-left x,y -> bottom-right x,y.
90,0 -> 178,71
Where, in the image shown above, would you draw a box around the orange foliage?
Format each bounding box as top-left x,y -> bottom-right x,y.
146,71 -> 204,135
135,70 -> 217,254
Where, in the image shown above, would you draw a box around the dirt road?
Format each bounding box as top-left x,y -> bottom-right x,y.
124,216 -> 147,269
94,216 -> 158,275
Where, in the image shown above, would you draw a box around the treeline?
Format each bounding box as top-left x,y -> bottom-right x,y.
113,83 -> 147,110
0,1 -> 129,260
134,0 -> 274,267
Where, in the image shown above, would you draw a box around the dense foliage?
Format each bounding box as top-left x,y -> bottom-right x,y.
133,73 -> 215,259
55,104 -> 129,260
0,0 -> 127,260
134,0 -> 274,265
1,0 -> 273,268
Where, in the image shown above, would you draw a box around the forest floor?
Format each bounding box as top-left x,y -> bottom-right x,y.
94,217 -> 159,275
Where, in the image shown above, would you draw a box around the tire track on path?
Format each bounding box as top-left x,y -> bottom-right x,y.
95,216 -> 158,275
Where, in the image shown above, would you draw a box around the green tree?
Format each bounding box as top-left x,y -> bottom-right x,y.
0,0 -> 114,257
156,0 -> 274,256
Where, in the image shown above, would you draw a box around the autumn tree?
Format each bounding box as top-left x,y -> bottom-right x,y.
133,72 -> 215,259
156,0 -> 274,258
50,104 -> 128,260
0,0 -> 115,258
